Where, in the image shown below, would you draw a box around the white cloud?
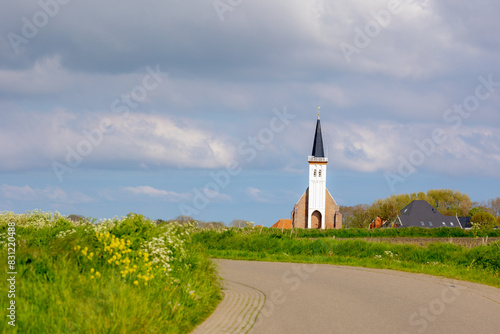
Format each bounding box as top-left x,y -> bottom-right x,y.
0,110 -> 236,172
246,186 -> 282,203
0,56 -> 72,94
0,184 -> 93,204
123,186 -> 189,202
322,121 -> 500,177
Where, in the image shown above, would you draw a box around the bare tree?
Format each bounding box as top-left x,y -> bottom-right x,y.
230,219 -> 253,228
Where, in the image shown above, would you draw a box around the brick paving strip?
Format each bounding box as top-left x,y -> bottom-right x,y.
192,280 -> 265,334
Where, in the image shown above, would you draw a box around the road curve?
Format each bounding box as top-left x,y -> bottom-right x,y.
194,259 -> 500,334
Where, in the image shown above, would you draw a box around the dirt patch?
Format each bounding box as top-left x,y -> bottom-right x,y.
334,237 -> 500,248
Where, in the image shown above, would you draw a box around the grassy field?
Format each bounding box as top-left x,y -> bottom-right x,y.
193,227 -> 500,288
0,211 -> 220,334
2,214 -> 499,333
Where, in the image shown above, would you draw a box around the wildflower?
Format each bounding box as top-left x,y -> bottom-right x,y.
90,268 -> 95,273
134,281 -> 139,285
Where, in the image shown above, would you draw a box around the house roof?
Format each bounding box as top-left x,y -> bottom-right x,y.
311,117 -> 325,158
397,200 -> 461,228
272,219 -> 292,229
458,216 -> 472,229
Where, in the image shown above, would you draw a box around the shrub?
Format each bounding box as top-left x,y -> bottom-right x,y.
0,211 -> 220,333
471,212 -> 497,230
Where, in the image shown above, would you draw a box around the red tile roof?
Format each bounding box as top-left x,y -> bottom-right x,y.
271,219 -> 292,229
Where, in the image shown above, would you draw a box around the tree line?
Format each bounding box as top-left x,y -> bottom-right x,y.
340,189 -> 500,229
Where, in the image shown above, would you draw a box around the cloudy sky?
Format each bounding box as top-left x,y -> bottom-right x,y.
1,0 -> 499,225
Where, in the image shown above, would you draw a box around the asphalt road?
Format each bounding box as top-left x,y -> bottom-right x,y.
206,259 -> 500,334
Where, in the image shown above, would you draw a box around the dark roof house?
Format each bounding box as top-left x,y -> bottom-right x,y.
389,200 -> 463,228
458,216 -> 472,229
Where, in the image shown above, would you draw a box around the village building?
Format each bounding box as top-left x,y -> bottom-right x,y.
290,114 -> 342,229
383,200 -> 464,228
271,219 -> 292,229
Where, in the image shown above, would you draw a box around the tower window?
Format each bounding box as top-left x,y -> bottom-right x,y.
313,170 -> 317,177
318,170 -> 322,177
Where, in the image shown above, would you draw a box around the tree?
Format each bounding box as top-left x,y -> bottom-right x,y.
471,212 -> 496,230
230,219 -> 253,228
497,216 -> 500,228
426,189 -> 471,216
174,215 -> 196,223
340,204 -> 371,228
468,206 -> 486,218
198,221 -> 226,229
488,197 -> 500,216
68,214 -> 85,223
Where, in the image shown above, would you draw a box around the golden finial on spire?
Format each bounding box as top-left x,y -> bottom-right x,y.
317,106 -> 321,119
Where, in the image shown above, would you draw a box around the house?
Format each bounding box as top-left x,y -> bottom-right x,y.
369,217 -> 386,229
458,216 -> 472,229
271,219 -> 292,229
290,112 -> 342,229
386,200 -> 462,228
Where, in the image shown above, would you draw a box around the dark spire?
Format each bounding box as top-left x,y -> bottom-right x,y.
311,116 -> 325,158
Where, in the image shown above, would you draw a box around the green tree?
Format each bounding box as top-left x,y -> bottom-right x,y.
426,189 -> 471,216
468,206 -> 486,218
340,204 -> 371,228
471,212 -> 496,230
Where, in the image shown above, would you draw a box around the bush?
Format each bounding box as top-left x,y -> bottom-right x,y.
471,212 -> 497,230
0,211 -> 220,333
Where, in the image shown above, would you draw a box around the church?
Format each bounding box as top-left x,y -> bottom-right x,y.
290,113 -> 342,229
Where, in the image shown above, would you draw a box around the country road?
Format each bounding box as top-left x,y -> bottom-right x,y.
193,260 -> 500,334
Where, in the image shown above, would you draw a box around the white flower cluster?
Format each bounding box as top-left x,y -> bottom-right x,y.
56,229 -> 77,238
0,210 -> 65,229
0,232 -> 7,248
92,218 -> 117,234
141,223 -> 193,278
374,251 -> 400,262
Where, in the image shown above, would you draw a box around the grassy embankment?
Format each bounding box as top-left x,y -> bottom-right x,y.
0,211 -> 220,334
194,227 -> 500,288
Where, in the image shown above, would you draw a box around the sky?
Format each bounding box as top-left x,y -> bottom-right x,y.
1,0 -> 499,226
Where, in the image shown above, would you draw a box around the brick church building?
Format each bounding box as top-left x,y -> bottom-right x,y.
290,114 -> 342,229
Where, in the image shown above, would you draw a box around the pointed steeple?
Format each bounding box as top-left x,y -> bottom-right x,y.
311,114 -> 325,158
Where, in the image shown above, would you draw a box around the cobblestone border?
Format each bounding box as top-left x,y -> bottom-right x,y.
192,280 -> 265,333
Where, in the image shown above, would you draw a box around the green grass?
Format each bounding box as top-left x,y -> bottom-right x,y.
194,228 -> 500,288
252,226 -> 500,238
0,211 -> 221,334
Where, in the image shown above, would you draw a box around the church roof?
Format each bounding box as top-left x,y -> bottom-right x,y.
311,117 -> 325,157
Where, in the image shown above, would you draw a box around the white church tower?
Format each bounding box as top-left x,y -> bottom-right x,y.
307,110 -> 328,229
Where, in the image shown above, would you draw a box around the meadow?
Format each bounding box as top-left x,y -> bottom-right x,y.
193,227 -> 500,288
2,212 -> 500,334
0,211 -> 220,334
